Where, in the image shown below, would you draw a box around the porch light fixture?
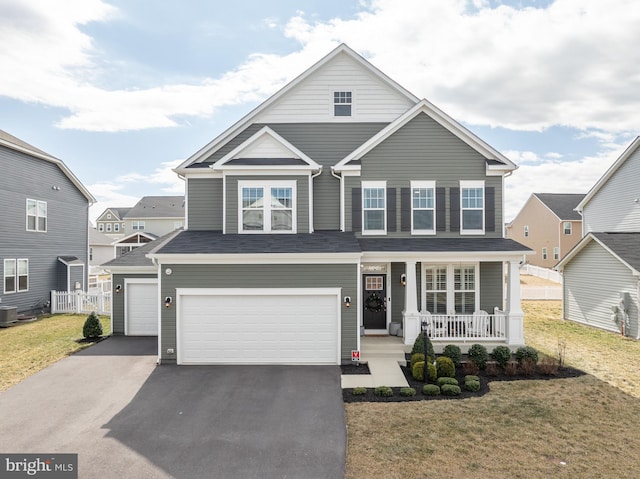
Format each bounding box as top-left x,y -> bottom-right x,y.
165,296 -> 173,308
344,296 -> 351,308
115,284 -> 122,294
400,274 -> 407,287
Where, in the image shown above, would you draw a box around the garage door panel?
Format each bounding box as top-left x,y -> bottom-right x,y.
126,282 -> 158,336
179,292 -> 338,364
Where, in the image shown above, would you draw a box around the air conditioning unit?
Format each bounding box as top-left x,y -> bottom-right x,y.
0,306 -> 17,326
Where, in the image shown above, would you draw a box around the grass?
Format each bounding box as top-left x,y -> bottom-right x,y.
0,314 -> 111,392
345,300 -> 640,479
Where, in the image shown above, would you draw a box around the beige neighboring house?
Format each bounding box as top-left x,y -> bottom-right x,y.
506,193 -> 585,268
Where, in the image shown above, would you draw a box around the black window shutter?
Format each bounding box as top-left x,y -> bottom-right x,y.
400,187 -> 411,232
485,186 -> 495,232
351,188 -> 361,232
450,187 -> 460,232
436,187 -> 446,232
387,188 -> 397,232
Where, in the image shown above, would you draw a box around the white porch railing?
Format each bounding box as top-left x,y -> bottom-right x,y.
50,290 -> 111,315
417,310 -> 507,342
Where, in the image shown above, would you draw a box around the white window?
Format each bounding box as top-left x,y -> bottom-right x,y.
411,181 -> 435,234
98,223 -> 104,232
553,247 -> 559,260
563,222 -> 572,235
239,181 -> 296,233
132,221 -> 145,231
106,223 -> 112,232
26,199 -> 47,232
424,264 -> 478,315
524,225 -> 529,237
362,182 -> 386,234
333,91 -> 352,116
542,248 -> 548,260
4,259 -> 28,293
460,181 -> 484,234
114,223 -> 120,232
365,276 -> 384,290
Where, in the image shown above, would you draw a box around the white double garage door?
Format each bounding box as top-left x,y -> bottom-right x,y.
126,282 -> 341,365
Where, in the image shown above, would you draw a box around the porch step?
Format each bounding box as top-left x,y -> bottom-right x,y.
360,336 -> 410,366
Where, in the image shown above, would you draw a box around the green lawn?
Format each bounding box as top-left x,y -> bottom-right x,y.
0,314 -> 111,392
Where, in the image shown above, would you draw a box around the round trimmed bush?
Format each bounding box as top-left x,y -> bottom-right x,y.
442,344 -> 462,366
515,346 -> 539,366
83,311 -> 103,338
411,334 -> 435,359
410,353 -> 425,370
426,362 -> 437,383
374,386 -> 393,397
352,387 -> 367,396
436,356 -> 456,378
467,344 -> 489,370
400,387 -> 416,397
441,384 -> 461,396
464,380 -> 481,392
422,384 -> 441,396
491,346 -> 512,369
412,361 -> 425,381
464,375 -> 480,383
437,377 -> 459,387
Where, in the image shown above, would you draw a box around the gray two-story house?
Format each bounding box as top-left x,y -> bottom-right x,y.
107,44 -> 530,365
0,129 -> 95,315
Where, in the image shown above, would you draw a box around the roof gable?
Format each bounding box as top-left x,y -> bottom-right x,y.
334,100 -> 516,171
557,232 -> 640,274
534,193 -> 585,221
175,44 -> 419,173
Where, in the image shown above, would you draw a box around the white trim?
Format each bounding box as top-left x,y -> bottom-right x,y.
410,180 -> 436,235
175,287 -> 342,365
123,277 -> 159,336
362,251 -> 528,263
222,174 -> 227,234
237,180 -> 297,234
460,180 -> 485,235
556,233 -> 640,275
26,198 -> 47,232
421,263 -> 480,315
149,253 -> 362,264
361,181 -> 387,235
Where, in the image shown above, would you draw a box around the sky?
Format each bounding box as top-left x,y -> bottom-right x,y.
1,0 -> 638,223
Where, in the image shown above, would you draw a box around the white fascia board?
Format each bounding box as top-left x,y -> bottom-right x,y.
335,99 -> 516,171
217,166 -> 316,174
149,252 -> 362,265
175,44 -> 419,173
577,136 -> 640,212
104,267 -> 157,275
183,169 -> 224,179
361,250 -> 530,263
212,126 -> 321,170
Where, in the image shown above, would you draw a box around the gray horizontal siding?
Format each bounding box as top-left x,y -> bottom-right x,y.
479,262 -> 503,312
0,146 -> 90,313
159,263 -> 358,362
187,178 -> 223,230
111,273 -> 157,334
564,241 -> 638,337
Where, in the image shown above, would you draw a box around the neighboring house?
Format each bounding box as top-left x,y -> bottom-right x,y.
105,44 -> 530,365
0,129 -> 95,314
96,208 -> 130,237
506,193 -> 585,268
122,196 -> 184,237
557,137 -> 640,338
89,227 -> 115,273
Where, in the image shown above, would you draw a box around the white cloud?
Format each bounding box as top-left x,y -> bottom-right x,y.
2,0 -> 639,135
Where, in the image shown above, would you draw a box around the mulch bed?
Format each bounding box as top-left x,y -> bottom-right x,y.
75,335 -> 110,344
340,363 -> 371,375
342,359 -> 585,403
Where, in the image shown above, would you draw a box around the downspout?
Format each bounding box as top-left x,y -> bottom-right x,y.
636,277 -> 640,340
151,256 -> 162,365
310,167 -> 322,233
331,166 -> 345,232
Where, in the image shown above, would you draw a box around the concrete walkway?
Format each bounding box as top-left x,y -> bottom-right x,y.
341,335 -> 410,388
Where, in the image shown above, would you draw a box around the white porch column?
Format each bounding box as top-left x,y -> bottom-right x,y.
506,260 -> 525,346
403,260 -> 420,345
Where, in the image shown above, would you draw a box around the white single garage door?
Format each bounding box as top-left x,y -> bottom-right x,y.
177,288 -> 340,365
126,281 -> 158,336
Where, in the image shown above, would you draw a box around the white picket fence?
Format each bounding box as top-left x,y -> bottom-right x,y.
521,286 -> 563,300
520,264 -> 562,284
50,290 -> 111,315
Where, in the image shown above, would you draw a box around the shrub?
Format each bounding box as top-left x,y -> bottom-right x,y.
464,375 -> 480,382
410,353 -> 425,370
485,362 -> 500,377
491,346 -> 512,369
412,361 -> 425,381
519,359 -> 537,377
374,386 -> 393,397
436,356 -> 456,378
83,311 -> 103,338
352,387 -> 367,396
505,361 -> 518,376
467,344 -> 488,369
515,346 -> 539,366
437,377 -> 459,387
462,361 -> 479,375
411,334 -> 435,359
400,387 -> 416,397
426,362 -> 437,383
539,356 -> 559,376
423,384 -> 441,396
464,380 -> 481,392
441,384 -> 461,396
442,344 -> 462,366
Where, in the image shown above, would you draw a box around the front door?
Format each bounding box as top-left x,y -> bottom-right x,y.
363,275 -> 387,330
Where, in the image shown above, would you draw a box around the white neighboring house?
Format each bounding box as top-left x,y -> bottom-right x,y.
557,137 -> 640,338
89,227 -> 114,274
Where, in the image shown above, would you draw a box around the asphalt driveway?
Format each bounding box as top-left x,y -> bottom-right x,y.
0,337 -> 346,478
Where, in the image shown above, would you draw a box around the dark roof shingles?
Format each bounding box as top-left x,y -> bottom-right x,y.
535,193 -> 585,221
592,232 -> 640,272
